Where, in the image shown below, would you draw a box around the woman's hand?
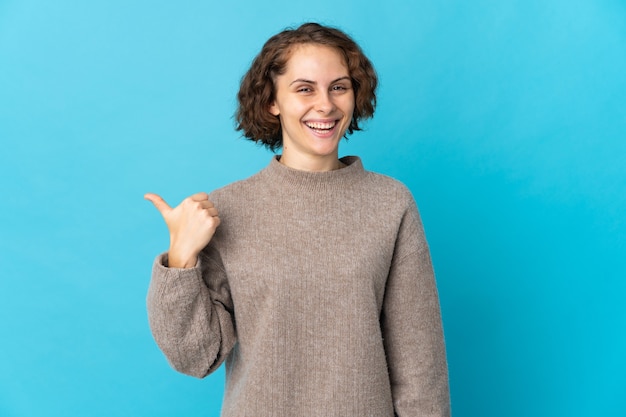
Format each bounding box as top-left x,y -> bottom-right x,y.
145,192 -> 221,268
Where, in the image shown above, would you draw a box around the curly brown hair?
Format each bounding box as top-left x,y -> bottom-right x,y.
235,22 -> 378,151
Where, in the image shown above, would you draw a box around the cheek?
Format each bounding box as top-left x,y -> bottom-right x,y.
285,101 -> 309,120
343,97 -> 356,117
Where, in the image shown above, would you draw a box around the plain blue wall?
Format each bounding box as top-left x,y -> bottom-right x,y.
1,0 -> 624,416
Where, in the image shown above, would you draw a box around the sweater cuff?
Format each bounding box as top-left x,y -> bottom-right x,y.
153,252 -> 202,279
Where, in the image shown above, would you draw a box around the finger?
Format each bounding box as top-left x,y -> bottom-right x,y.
199,200 -> 215,209
144,193 -> 172,214
189,192 -> 209,202
205,207 -> 219,217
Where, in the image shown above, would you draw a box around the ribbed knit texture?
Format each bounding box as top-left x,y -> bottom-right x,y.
147,156 -> 450,417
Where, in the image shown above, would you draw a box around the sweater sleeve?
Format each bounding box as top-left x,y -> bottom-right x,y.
146,248 -> 236,378
381,198 -> 451,417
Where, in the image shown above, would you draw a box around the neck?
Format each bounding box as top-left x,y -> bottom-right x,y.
278,152 -> 344,172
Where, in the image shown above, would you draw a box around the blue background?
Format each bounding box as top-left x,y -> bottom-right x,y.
1,0 -> 625,416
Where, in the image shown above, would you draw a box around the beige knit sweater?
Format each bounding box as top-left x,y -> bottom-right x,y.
147,156 -> 450,417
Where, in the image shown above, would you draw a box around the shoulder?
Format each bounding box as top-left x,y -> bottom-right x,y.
362,169 -> 416,208
357,167 -> 428,253
208,167 -> 266,206
356,163 -> 425,234
342,155 -> 414,201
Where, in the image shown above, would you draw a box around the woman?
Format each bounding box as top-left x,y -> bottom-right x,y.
145,22 -> 450,417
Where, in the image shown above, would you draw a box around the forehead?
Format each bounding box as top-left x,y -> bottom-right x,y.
281,43 -> 349,76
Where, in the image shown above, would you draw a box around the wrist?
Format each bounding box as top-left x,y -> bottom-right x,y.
167,247 -> 198,269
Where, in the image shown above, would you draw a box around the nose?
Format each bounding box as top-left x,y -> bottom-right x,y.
316,91 -> 335,114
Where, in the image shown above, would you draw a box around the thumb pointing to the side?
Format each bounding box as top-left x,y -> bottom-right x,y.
144,193 -> 172,215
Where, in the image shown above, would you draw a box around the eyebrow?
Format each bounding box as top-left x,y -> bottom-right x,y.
289,76 -> 351,86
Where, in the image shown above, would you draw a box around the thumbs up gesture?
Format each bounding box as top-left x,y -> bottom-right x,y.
145,192 -> 221,268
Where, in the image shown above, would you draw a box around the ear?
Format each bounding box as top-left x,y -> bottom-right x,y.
268,101 -> 280,116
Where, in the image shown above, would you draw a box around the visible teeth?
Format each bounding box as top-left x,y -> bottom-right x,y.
305,121 -> 336,130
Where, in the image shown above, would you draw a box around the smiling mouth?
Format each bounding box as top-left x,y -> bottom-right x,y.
304,121 -> 337,134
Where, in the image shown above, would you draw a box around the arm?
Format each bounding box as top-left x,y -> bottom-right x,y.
146,249 -> 236,378
381,199 -> 451,417
144,192 -> 235,378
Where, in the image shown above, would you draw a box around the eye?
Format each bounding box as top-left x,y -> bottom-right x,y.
331,84 -> 350,92
296,86 -> 313,93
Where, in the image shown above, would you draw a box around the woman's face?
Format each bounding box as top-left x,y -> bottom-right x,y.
269,43 -> 355,171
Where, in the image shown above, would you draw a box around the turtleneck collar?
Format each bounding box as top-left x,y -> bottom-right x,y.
260,155 -> 366,192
